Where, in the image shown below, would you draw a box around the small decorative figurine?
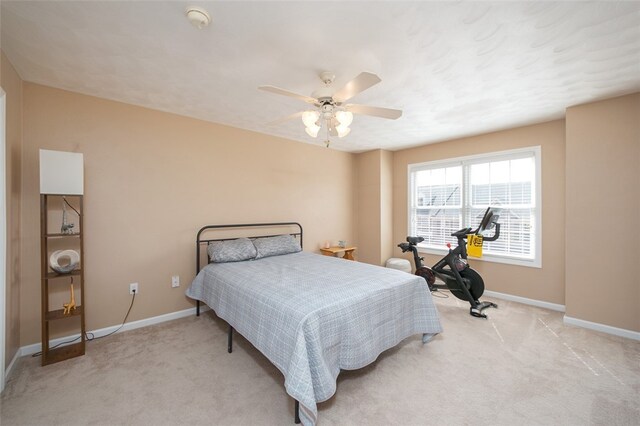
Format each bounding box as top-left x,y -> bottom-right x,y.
61,199 -> 75,234
63,284 -> 76,315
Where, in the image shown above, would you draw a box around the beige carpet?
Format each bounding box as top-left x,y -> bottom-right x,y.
1,294 -> 639,425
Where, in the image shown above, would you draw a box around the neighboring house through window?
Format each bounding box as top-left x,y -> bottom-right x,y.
408,146 -> 541,267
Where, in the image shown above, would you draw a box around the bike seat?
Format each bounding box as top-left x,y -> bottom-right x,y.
407,236 -> 424,244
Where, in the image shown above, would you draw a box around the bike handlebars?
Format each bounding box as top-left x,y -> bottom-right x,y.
398,242 -> 411,252
402,207 -> 501,247
481,222 -> 500,241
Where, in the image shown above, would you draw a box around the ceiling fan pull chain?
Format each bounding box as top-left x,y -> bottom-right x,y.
325,124 -> 331,148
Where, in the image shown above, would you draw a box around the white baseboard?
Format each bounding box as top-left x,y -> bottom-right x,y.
563,315 -> 640,341
3,350 -> 20,388
481,290 -> 638,341
20,305 -> 210,357
483,290 -> 566,312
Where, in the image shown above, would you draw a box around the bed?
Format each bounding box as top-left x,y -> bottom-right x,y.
186,222 -> 442,425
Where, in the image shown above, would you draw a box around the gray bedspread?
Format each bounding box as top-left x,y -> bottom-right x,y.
186,251 -> 442,425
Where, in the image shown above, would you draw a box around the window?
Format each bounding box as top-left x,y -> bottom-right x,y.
408,146 -> 541,267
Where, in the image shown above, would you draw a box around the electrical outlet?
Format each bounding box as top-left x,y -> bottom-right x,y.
171,275 -> 180,288
129,282 -> 139,294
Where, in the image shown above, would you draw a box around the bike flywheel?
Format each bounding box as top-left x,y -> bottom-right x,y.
447,268 -> 485,302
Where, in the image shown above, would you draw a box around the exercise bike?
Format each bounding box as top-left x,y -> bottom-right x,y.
398,207 -> 501,318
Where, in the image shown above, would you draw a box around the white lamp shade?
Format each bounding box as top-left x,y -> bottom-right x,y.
335,110 -> 353,127
336,125 -> 351,138
302,110 -> 320,128
39,149 -> 84,195
305,124 -> 320,138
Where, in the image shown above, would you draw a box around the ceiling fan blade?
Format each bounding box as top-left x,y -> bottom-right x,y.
258,86 -> 317,104
332,72 -> 382,103
346,104 -> 403,120
267,111 -> 304,126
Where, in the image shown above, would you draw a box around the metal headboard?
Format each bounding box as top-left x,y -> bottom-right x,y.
195,222 -> 303,274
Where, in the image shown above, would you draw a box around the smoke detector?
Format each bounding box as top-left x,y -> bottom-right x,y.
185,6 -> 211,29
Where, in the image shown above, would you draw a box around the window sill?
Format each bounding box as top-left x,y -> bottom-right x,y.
417,247 -> 541,269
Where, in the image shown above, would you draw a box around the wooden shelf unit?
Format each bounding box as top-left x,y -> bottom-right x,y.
45,269 -> 82,280
40,194 -> 86,366
45,306 -> 84,321
45,233 -> 82,238
42,341 -> 85,366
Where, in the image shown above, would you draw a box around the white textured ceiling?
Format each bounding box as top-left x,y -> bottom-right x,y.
1,1 -> 639,152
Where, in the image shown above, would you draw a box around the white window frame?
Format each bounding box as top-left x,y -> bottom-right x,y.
407,146 -> 542,268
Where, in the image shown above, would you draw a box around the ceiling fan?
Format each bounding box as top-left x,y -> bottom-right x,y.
259,71 -> 402,147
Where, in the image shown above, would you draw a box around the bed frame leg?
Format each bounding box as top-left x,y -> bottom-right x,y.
294,400 -> 300,424
196,300 -> 200,317
228,325 -> 233,353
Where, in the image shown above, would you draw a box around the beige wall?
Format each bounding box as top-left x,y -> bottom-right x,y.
355,150 -> 381,265
20,83 -> 355,346
8,74 -> 639,352
354,149 -> 394,266
380,150 -> 394,264
565,93 -> 640,332
1,51 -> 22,368
392,120 -> 567,304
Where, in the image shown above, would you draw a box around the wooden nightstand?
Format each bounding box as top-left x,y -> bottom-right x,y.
319,246 -> 357,261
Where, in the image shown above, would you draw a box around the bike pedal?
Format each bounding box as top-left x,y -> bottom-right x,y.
470,308 -> 488,319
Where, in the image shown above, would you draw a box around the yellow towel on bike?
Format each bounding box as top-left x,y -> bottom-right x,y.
467,234 -> 483,257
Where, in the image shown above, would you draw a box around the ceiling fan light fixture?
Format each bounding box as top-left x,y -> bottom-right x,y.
302,110 -> 320,128
336,125 -> 351,138
335,110 -> 353,127
305,124 -> 320,138
259,71 -> 402,147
